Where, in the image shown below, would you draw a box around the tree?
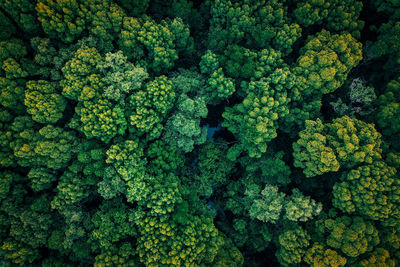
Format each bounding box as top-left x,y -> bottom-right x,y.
163,94 -> 207,152
333,161 -> 400,226
275,226 -> 311,266
376,76 -> 400,149
304,243 -> 347,267
24,80 -> 66,124
293,118 -> 340,178
321,216 -> 380,258
126,76 -> 176,139
72,97 -> 127,143
90,198 -> 137,251
36,0 -> 125,45
293,0 -> 364,38
223,69 -> 292,158
97,50 -> 148,103
293,116 -> 383,177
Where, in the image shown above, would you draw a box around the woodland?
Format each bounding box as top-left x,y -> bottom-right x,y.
0,0 -> 400,266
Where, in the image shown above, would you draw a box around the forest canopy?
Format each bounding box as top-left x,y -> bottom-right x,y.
0,0 -> 400,266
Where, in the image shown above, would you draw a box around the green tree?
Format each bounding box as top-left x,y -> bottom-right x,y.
163,94 -> 207,152
275,226 -> 311,266
24,80 -> 66,124
333,161 -> 400,226
223,69 -> 292,158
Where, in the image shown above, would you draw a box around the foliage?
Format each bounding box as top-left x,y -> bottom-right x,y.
293,116 -> 383,177
163,94 -> 207,152
24,80 -> 66,124
319,216 -> 380,258
0,1 -> 399,266
275,226 -> 311,266
331,78 -> 377,117
333,161 -> 400,226
223,69 -> 292,158
293,0 -> 364,38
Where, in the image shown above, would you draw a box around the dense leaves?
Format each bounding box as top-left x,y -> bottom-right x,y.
0,0 -> 399,266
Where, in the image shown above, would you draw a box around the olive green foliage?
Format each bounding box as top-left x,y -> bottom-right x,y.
0,77 -> 25,113
24,80 -> 66,124
275,226 -> 310,266
11,120 -> 79,170
293,118 -> 340,177
304,242 -> 347,267
36,0 -> 125,45
293,116 -> 383,177
1,0 -> 400,266
354,248 -> 395,267
294,30 -> 363,97
320,216 -> 380,258
333,161 -> 400,226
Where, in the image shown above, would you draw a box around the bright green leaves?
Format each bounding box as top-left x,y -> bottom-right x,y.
97,50 -> 148,103
293,119 -> 340,177
333,161 -> 400,226
163,94 -> 207,152
24,80 -> 66,124
73,98 -> 127,143
127,76 -> 176,138
61,46 -> 103,101
223,69 -> 292,158
248,184 -> 285,223
200,50 -> 235,104
247,185 -> 322,223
